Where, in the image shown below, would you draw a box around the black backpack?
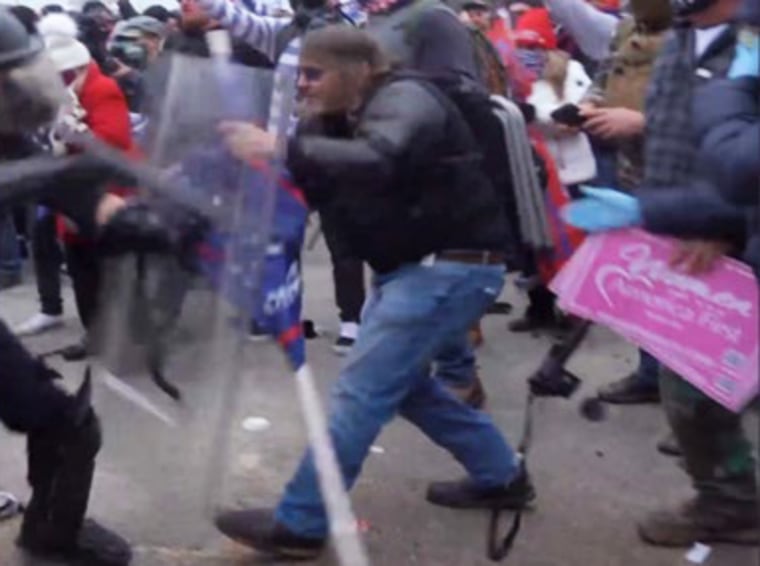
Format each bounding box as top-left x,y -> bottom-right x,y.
402,72 -> 522,259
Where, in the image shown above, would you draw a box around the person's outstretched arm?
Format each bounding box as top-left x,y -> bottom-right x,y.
545,0 -> 618,62
196,0 -> 291,62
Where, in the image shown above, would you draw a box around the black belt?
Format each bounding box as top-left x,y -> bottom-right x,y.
437,250 -> 506,266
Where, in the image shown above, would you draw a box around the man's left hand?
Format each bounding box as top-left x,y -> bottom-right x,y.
669,240 -> 732,275
218,121 -> 276,162
581,107 -> 645,140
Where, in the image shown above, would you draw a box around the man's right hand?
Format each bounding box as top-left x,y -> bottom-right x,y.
580,107 -> 644,140
669,240 -> 732,275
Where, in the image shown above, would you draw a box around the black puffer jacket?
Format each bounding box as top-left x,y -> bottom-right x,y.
696,75 -> 759,278
693,77 -> 758,208
288,76 -> 507,274
639,76 -> 759,278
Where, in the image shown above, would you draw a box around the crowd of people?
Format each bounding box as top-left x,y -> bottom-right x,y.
0,0 -> 757,563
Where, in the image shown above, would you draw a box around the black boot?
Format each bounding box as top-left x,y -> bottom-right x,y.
508,286 -> 557,333
215,508 -> 325,560
426,465 -> 536,510
598,373 -> 660,404
61,336 -> 89,362
656,432 -> 683,457
17,376 -> 131,565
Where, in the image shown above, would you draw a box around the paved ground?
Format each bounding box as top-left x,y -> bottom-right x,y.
0,244 -> 758,566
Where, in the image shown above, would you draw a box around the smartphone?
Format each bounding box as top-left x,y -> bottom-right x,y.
550,103 -> 587,127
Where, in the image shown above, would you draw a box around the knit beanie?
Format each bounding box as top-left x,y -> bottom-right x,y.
38,13 -> 91,72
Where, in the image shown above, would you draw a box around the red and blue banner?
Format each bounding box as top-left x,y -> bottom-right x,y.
197,159 -> 309,370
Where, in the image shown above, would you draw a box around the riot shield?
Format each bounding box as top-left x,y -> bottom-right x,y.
86,47 -> 368,565
85,52 -> 283,552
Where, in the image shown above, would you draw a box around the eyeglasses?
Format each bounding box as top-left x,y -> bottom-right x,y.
297,66 -> 325,83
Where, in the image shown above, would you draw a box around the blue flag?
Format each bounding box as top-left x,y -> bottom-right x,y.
197,160 -> 309,370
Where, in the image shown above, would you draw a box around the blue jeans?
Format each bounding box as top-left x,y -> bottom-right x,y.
635,349 -> 660,389
276,261 -> 519,538
434,334 -> 476,388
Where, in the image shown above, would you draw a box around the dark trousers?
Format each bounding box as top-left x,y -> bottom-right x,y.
321,212 -> 365,324
0,213 -> 20,277
64,242 -> 101,329
0,320 -> 73,433
527,285 -> 556,320
661,367 -> 756,506
32,211 -> 64,316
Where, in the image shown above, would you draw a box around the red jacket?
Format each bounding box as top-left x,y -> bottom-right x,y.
60,62 -> 135,243
79,62 -> 133,154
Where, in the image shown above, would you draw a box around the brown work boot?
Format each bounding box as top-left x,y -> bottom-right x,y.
469,322 -> 484,348
638,497 -> 759,547
448,376 -> 487,409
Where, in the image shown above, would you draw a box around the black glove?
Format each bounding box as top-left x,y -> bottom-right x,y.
99,201 -> 211,269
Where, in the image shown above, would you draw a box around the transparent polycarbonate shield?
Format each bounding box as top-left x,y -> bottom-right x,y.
87,54 -> 282,550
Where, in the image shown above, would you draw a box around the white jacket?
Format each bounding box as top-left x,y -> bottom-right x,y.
528,59 -> 597,186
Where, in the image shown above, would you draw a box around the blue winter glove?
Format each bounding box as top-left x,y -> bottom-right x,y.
562,186 -> 642,233
728,30 -> 759,79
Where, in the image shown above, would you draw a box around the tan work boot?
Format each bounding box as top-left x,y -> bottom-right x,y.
448,375 -> 487,409
638,497 -> 759,547
468,321 -> 484,348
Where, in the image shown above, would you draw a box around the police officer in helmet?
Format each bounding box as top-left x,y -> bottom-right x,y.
0,7 -> 190,564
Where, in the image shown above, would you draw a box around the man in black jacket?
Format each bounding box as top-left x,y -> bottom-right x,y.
214,26 -> 532,560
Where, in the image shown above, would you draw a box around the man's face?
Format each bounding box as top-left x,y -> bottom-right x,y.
296,58 -> 368,117
466,6 -> 491,31
180,0 -> 211,30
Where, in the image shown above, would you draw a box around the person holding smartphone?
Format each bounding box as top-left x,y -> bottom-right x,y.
575,0 -> 674,411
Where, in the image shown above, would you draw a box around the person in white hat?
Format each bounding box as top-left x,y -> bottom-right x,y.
38,12 -> 93,89
36,12 -> 135,363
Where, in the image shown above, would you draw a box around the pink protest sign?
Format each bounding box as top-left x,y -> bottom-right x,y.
551,229 -> 758,412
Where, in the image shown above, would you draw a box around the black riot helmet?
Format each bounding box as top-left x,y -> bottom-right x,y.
0,7 -> 44,71
671,0 -> 719,17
